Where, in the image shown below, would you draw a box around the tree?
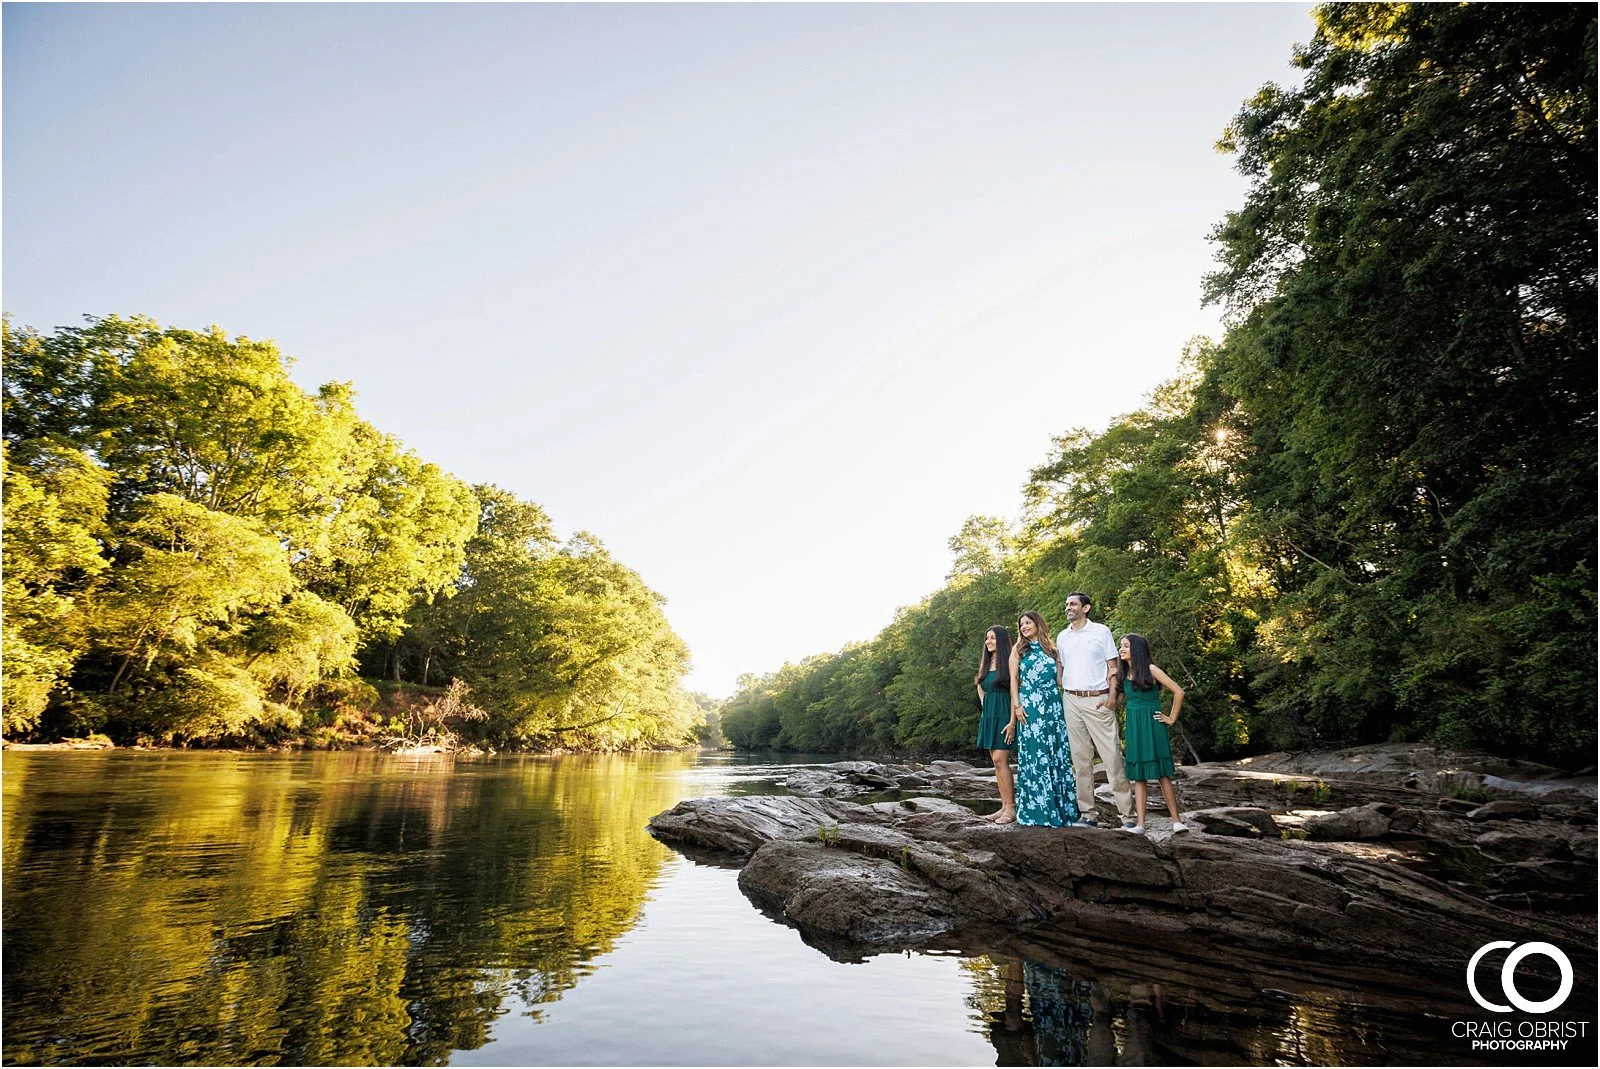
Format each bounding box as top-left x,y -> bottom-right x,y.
4,316 -> 348,532
4,316 -> 692,749
296,420 -> 479,650
398,487 -> 698,750
1,440 -> 111,733
3,316 -> 479,659
717,6 -> 1594,767
91,495 -> 293,697
239,591 -> 361,708
946,515 -> 1015,580
1204,1 -> 1596,758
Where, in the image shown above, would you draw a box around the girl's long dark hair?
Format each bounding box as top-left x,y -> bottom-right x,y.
1017,611 -> 1058,660
975,626 -> 1013,689
1121,632 -> 1155,690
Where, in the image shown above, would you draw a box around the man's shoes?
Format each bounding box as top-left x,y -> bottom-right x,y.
1072,817 -> 1100,828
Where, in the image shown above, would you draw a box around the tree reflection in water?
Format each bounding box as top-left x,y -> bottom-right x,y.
2,751 -> 691,1066
9,751 -> 1589,1067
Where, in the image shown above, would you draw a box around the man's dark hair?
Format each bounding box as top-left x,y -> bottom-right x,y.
1065,592 -> 1091,609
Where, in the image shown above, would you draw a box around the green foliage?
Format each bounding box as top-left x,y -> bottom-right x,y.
2,317 -> 692,749
392,486 -> 701,750
689,692 -> 726,747
1,439 -> 111,733
5,316 -> 349,537
887,573 -> 1027,751
721,4 -> 1595,768
1203,2 -> 1596,761
294,418 -> 479,646
95,494 -> 295,689
141,659 -> 270,742
241,591 -> 361,705
1449,783 -> 1496,805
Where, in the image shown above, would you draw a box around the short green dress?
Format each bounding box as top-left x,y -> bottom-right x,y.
976,670 -> 1014,751
1122,678 -> 1176,781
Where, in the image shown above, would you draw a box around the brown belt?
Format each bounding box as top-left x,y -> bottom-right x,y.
1066,688 -> 1109,698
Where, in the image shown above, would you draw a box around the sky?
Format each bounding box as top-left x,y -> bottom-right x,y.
3,1 -> 1316,697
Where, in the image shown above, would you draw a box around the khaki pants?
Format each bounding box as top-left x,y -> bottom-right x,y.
1064,691 -> 1132,820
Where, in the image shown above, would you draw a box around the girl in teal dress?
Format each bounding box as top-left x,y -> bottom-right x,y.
1008,612 -> 1079,827
1117,632 -> 1187,834
974,626 -> 1018,823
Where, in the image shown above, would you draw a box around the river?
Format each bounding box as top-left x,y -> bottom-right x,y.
0,749 -> 1554,1065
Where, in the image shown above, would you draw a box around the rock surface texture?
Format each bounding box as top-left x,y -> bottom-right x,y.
648,749 -> 1596,980
778,759 -> 1000,802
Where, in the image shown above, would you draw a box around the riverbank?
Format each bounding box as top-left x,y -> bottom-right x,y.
2,680 -> 725,755
0,735 -> 723,756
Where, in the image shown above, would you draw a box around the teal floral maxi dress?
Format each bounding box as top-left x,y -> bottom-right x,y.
976,670 -> 1015,752
1013,641 -> 1079,826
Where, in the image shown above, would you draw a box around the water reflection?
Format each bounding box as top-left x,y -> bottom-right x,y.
7,751 -> 1589,1066
970,959 -> 1110,1067
2,751 -> 693,1066
953,942 -> 1587,1067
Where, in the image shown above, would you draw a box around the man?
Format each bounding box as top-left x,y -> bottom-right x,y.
1056,592 -> 1134,828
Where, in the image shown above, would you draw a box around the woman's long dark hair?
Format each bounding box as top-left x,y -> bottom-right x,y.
1017,611 -> 1057,660
1121,632 -> 1155,690
974,626 -> 1013,689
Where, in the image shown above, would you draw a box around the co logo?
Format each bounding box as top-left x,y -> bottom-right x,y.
1467,941 -> 1573,1014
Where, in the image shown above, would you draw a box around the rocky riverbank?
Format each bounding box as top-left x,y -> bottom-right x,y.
647,745 -> 1595,984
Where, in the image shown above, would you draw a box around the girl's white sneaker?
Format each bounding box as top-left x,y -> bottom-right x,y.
1171,821 -> 1189,834
1122,823 -> 1146,835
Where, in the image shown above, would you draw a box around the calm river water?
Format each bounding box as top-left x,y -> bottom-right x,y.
0,750 -> 1563,1065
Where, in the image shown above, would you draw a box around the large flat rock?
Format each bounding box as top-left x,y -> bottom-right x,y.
648,795 -> 881,859
651,792 -> 1595,980
655,744 -> 1596,978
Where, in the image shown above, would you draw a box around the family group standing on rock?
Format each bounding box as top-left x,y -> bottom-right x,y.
974,593 -> 1187,833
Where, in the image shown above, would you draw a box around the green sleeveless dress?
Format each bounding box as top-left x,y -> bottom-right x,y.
976,670 -> 1015,751
1122,679 -> 1176,780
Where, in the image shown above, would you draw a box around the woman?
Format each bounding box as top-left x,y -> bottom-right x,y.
974,626 -> 1018,823
1008,611 -> 1079,827
1117,632 -> 1187,834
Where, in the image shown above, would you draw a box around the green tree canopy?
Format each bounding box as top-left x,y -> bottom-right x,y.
3,317 -> 695,749
394,487 -> 702,750
721,3 -> 1595,767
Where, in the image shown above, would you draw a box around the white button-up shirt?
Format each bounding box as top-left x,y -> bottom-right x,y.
1057,619 -> 1118,691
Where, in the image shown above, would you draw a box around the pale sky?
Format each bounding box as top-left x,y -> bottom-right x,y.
3,2 -> 1315,696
